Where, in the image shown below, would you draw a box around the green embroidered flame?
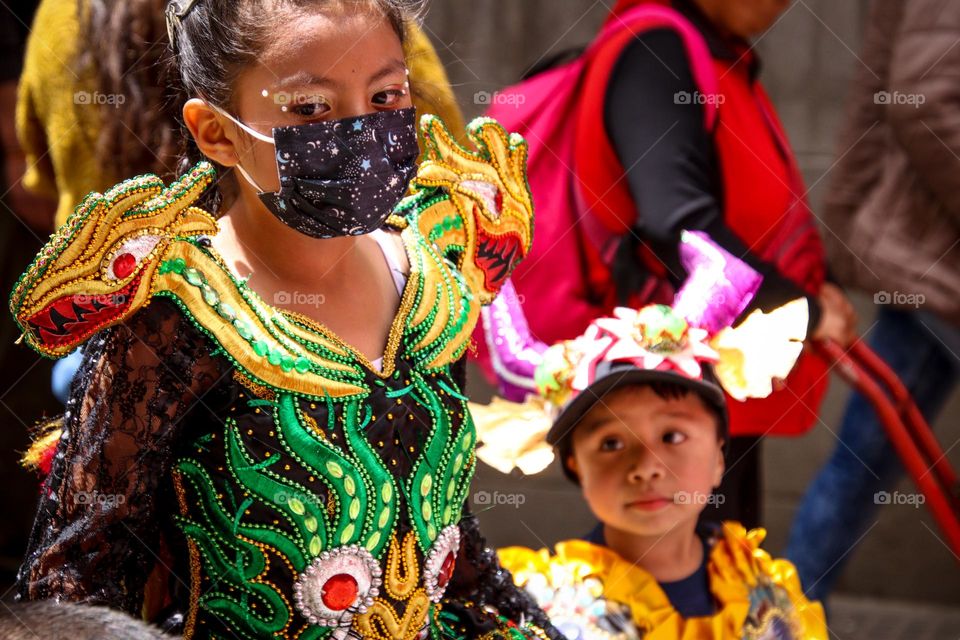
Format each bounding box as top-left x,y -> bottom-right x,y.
174,391 -> 398,638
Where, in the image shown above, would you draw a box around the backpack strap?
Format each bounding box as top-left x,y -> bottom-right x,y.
575,3 -> 719,263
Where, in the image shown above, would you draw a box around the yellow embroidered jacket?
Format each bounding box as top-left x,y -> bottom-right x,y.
499,522 -> 827,640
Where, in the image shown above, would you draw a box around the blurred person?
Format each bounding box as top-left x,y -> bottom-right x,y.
487,0 -> 857,528
0,0 -> 59,593
786,0 -> 960,603
0,600 -> 170,639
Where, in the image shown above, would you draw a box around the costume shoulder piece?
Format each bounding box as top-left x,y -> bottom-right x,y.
11,115 -> 533,395
499,524 -> 828,640
9,163 -> 368,398
390,115 -> 533,368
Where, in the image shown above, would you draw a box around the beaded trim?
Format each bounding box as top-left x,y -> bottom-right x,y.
293,544 -> 382,627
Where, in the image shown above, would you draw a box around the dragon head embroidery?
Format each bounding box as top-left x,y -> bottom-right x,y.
412,115 -> 533,304
10,163 -> 218,357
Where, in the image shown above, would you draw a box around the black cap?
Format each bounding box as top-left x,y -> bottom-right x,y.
548,361 -> 729,481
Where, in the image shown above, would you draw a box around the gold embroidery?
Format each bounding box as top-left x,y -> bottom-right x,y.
232,370 -> 277,402
385,532 -> 420,599
172,471 -> 202,640
353,589 -> 430,640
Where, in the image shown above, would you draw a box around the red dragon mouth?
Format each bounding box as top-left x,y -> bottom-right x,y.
25,274 -> 142,348
473,205 -> 525,293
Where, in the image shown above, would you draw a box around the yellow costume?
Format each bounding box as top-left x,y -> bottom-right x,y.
499,523 -> 827,640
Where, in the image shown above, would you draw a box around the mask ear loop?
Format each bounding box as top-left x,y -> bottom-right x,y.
206,102 -> 276,193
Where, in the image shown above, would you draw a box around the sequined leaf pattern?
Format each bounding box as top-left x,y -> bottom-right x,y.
155,245 -> 369,399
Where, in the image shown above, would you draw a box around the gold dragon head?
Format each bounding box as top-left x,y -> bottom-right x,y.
412,115 -> 533,304
10,162 -> 219,357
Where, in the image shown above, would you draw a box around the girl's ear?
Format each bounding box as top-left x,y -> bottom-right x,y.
182,98 -> 243,168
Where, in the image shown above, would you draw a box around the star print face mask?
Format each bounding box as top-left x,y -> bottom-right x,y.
221,106 -> 419,238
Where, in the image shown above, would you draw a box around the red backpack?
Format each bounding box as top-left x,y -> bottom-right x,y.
471,3 -> 718,367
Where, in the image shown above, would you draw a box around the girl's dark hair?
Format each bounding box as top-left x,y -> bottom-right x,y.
82,0 -> 184,185
166,0 -> 426,210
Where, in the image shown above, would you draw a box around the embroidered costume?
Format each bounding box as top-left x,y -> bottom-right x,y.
498,523 -> 827,640
11,115 -> 553,640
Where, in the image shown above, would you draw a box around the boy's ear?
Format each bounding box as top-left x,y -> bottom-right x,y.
182,98 -> 243,168
713,440 -> 725,488
565,453 -> 580,479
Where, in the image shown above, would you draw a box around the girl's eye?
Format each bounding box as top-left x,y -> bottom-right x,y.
290,100 -> 330,119
599,437 -> 624,452
663,430 -> 687,445
372,88 -> 408,107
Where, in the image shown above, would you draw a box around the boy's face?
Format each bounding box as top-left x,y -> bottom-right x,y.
567,385 -> 725,539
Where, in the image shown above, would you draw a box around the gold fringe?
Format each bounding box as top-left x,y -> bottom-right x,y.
21,417 -> 64,471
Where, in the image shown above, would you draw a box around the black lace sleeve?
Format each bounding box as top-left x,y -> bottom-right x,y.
15,298 -> 228,616
448,509 -> 565,639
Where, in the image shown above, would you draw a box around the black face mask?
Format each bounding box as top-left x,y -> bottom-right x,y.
228,107 -> 419,238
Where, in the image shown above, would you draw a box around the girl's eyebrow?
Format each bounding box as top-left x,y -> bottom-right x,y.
275,71 -> 339,90
368,58 -> 407,84
272,58 -> 405,91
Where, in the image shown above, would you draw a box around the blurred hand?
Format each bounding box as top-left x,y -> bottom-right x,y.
812,282 -> 858,346
0,81 -> 56,234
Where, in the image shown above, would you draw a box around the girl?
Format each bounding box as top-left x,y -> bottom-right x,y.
12,1 -> 555,638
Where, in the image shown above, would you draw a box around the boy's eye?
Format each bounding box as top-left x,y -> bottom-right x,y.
663,430 -> 687,445
599,436 -> 624,452
372,88 -> 408,107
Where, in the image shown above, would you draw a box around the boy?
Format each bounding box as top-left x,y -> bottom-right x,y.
495,305 -> 828,640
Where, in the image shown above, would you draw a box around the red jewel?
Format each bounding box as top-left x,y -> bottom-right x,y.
321,573 -> 359,611
494,190 -> 503,214
112,253 -> 137,279
438,552 -> 456,589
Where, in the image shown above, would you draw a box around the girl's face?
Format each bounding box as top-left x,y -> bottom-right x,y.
224,8 -> 412,193
567,386 -> 725,540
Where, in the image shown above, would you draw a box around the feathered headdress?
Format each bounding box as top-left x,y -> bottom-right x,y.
471,231 -> 809,474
